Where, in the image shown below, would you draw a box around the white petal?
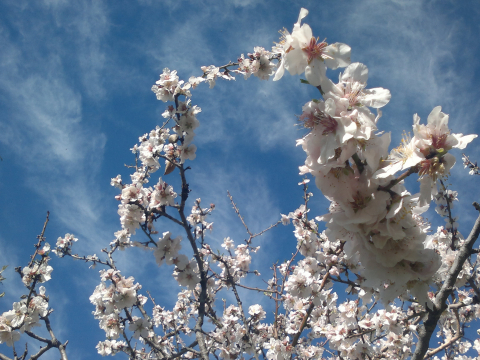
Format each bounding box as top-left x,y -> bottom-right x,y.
443,152 -> 456,173
319,77 -> 336,94
363,132 -> 391,172
386,197 -> 403,219
341,62 -> 368,83
324,97 -> 336,116
361,88 -> 391,108
374,161 -> 403,179
413,113 -> 421,126
324,43 -> 351,70
273,58 -> 285,81
427,106 -> 449,128
418,177 -> 434,207
451,133 -> 477,149
305,61 -> 326,87
296,8 -> 309,26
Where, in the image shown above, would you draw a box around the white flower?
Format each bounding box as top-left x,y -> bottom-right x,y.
375,131 -> 424,179
96,340 -> 113,356
221,237 -> 235,250
128,316 -> 151,339
298,99 -> 357,167
325,62 -> 391,110
173,261 -> 199,289
414,106 -> 477,156
280,214 -> 290,225
99,313 -> 122,339
179,144 -> 197,163
154,232 -> 182,266
273,8 -> 350,86
150,178 -> 177,208
151,68 -> 180,102
248,304 -> 266,321
251,47 -> 276,80
110,175 -> 122,189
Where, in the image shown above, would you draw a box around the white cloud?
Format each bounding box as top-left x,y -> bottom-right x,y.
40,0 -> 110,99
0,2 -> 111,252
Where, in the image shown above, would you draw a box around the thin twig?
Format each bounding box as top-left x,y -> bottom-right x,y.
227,191 -> 253,237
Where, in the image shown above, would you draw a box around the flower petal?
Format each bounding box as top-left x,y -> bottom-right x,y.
361,88 -> 391,108
324,43 -> 351,70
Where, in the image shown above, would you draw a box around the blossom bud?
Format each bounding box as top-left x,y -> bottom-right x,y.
168,134 -> 178,144
164,160 -> 176,175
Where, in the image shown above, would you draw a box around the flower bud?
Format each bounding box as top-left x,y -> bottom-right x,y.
164,160 -> 176,175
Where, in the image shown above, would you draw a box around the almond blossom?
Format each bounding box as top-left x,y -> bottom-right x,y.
273,8 -> 351,87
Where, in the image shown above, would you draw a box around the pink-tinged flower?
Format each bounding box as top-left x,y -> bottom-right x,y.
298,99 -> 357,168
248,47 -> 276,80
248,304 -> 266,320
324,63 -> 391,111
273,8 -> 350,86
151,68 -> 180,102
154,232 -> 182,266
409,106 -> 476,205
178,144 -> 197,163
173,261 -> 199,289
280,213 -> 291,225
150,178 -> 177,208
414,106 -> 477,156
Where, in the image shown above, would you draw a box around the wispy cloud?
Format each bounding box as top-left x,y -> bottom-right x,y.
0,1 -> 111,250
43,0 -> 110,99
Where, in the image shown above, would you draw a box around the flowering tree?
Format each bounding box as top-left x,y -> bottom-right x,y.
1,7 -> 480,360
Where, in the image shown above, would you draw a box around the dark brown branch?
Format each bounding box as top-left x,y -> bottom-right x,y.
378,165 -> 419,193
177,163 -> 209,360
28,212 -> 50,268
291,270 -> 330,348
411,202 -> 480,360
167,340 -> 199,360
223,262 -> 260,360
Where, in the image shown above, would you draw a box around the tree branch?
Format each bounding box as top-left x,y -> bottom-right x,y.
291,269 -> 330,348
411,202 -> 480,360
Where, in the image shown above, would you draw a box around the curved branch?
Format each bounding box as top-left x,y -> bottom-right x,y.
411,202 -> 480,360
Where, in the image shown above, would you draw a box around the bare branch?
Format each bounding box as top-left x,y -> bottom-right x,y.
227,191 -> 253,237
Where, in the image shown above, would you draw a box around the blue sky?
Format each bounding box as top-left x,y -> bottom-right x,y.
1,0 -> 480,358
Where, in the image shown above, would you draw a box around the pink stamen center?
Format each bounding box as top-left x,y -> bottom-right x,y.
302,37 -> 328,64
315,111 -> 338,135
431,133 -> 448,150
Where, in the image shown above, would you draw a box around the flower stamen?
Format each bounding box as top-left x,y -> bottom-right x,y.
302,37 -> 329,64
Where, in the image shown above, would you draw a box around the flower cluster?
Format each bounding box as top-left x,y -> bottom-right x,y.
90,269 -> 144,339
273,8 -> 351,87
0,287 -> 48,346
52,233 -> 78,257
294,59 -> 476,302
